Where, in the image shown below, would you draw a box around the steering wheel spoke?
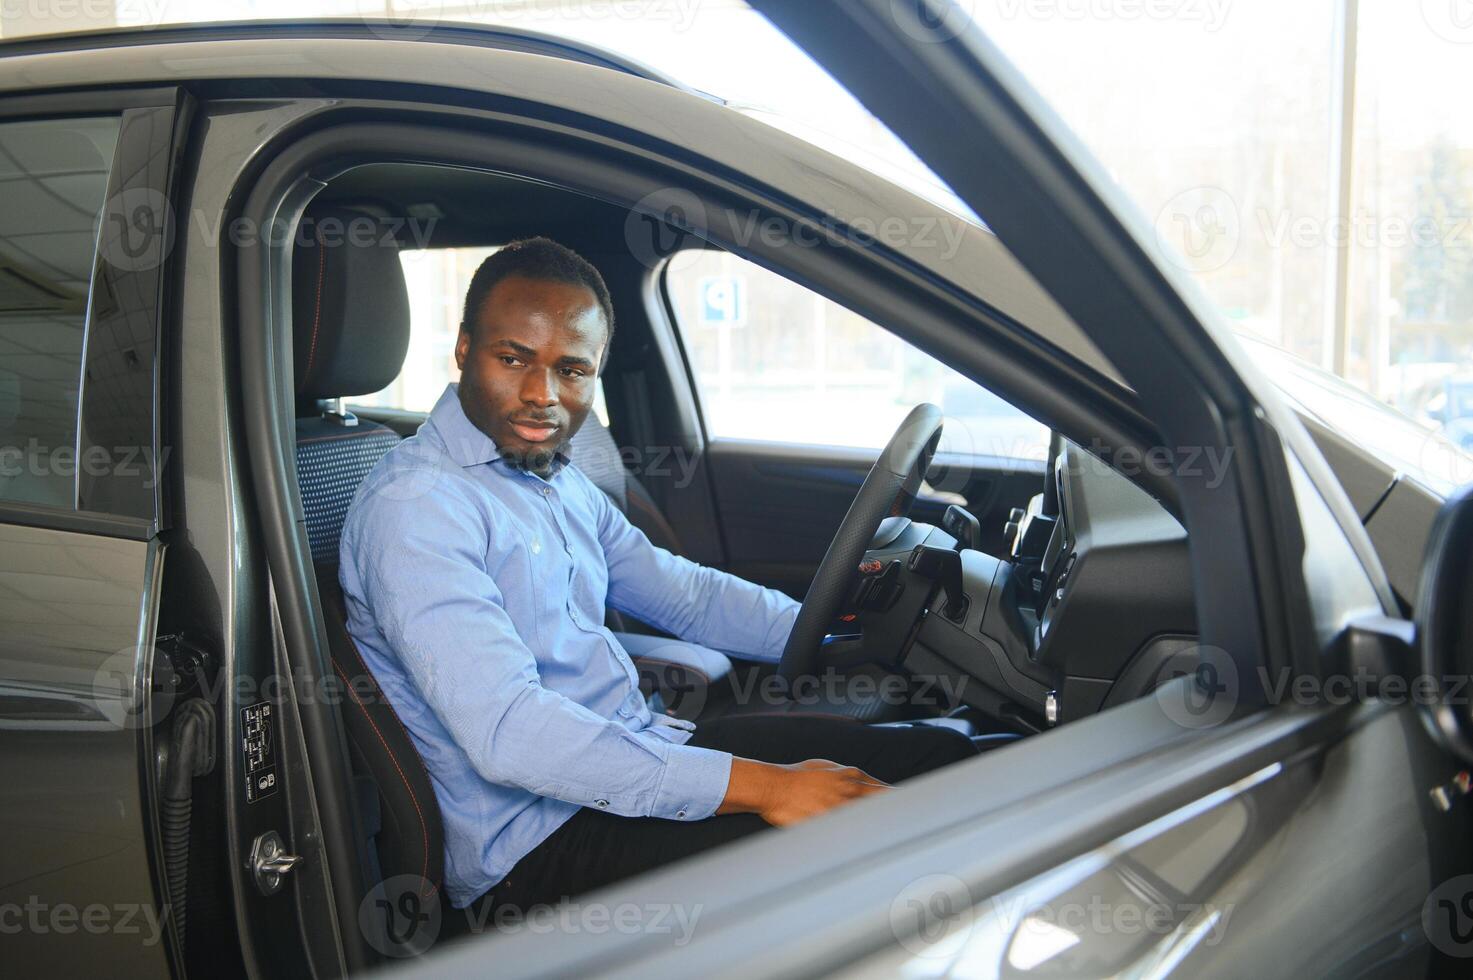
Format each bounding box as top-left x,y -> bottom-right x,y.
778,403 -> 945,683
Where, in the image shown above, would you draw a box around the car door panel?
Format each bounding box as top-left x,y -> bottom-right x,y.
0,525 -> 172,977
0,92 -> 186,977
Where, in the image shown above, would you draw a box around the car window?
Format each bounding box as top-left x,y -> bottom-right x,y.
351,244 -> 609,424
665,250 -> 1050,459
0,115 -> 121,509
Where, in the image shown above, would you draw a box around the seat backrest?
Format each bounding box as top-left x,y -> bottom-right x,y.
568,415 -> 684,556
290,206 -> 445,943
296,419 -> 402,562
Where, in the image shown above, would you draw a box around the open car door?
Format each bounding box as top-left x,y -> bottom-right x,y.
402,2 -> 1473,977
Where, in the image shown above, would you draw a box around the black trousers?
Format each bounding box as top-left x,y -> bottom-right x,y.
475,714 -> 978,912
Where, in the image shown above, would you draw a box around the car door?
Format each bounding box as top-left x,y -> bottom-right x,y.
0,90 -> 187,977
661,249 -> 1048,597
400,3 -> 1471,976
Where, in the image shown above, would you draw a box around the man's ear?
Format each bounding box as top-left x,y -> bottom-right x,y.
455,325 -> 471,371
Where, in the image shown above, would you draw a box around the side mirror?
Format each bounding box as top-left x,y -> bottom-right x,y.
1418,484 -> 1473,762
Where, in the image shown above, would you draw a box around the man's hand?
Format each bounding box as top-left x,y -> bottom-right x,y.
719,757 -> 890,826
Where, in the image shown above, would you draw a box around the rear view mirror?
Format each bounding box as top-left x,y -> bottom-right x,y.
1418,485 -> 1473,762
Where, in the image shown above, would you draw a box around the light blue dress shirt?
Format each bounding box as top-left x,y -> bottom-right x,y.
339,384 -> 799,907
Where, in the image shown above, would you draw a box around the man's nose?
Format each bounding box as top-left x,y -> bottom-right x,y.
521,368 -> 559,407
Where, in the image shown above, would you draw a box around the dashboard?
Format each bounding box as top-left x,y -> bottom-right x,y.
902,439 -> 1197,729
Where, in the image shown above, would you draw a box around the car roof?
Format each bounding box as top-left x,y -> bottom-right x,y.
0,18 -> 686,90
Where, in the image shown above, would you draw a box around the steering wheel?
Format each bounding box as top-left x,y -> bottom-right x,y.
777,403 -> 945,683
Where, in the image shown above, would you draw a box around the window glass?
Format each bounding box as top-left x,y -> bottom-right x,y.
1343,2 -> 1473,451
354,245 -> 609,426
350,245 -> 499,414
666,251 -> 1050,459
0,116 -> 121,509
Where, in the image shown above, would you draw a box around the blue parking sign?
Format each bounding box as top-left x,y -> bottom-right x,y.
699,276 -> 747,328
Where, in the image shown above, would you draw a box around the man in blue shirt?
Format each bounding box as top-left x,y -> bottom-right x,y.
340,238 -> 976,913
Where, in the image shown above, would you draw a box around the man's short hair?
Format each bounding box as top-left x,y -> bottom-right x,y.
460,237 -> 616,351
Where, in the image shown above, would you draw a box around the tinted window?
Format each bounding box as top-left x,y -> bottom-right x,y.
0,116 -> 120,509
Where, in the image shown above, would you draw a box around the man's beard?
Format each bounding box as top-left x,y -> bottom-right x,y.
501,443 -> 562,478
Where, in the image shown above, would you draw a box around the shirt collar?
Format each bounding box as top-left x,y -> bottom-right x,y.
427,383 -> 572,475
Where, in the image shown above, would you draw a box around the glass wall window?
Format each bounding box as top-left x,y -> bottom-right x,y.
1344,1 -> 1473,450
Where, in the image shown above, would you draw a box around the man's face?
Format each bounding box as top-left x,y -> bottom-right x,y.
455,274 -> 608,477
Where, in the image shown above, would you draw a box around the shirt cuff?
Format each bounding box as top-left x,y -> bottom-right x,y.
650,741 -> 733,822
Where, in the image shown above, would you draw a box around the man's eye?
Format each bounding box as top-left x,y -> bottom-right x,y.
499,356 -> 523,367
560,368 -> 586,380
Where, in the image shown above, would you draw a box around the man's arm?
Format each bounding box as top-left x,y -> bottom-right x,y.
590,477 -> 799,661
349,469 -> 887,826
347,475 -> 733,822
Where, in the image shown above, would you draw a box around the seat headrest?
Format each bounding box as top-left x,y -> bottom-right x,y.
291,206 -> 412,400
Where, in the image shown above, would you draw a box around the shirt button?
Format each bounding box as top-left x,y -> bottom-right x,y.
595,799 -> 610,809
676,809 -> 688,819
541,486 -> 552,497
